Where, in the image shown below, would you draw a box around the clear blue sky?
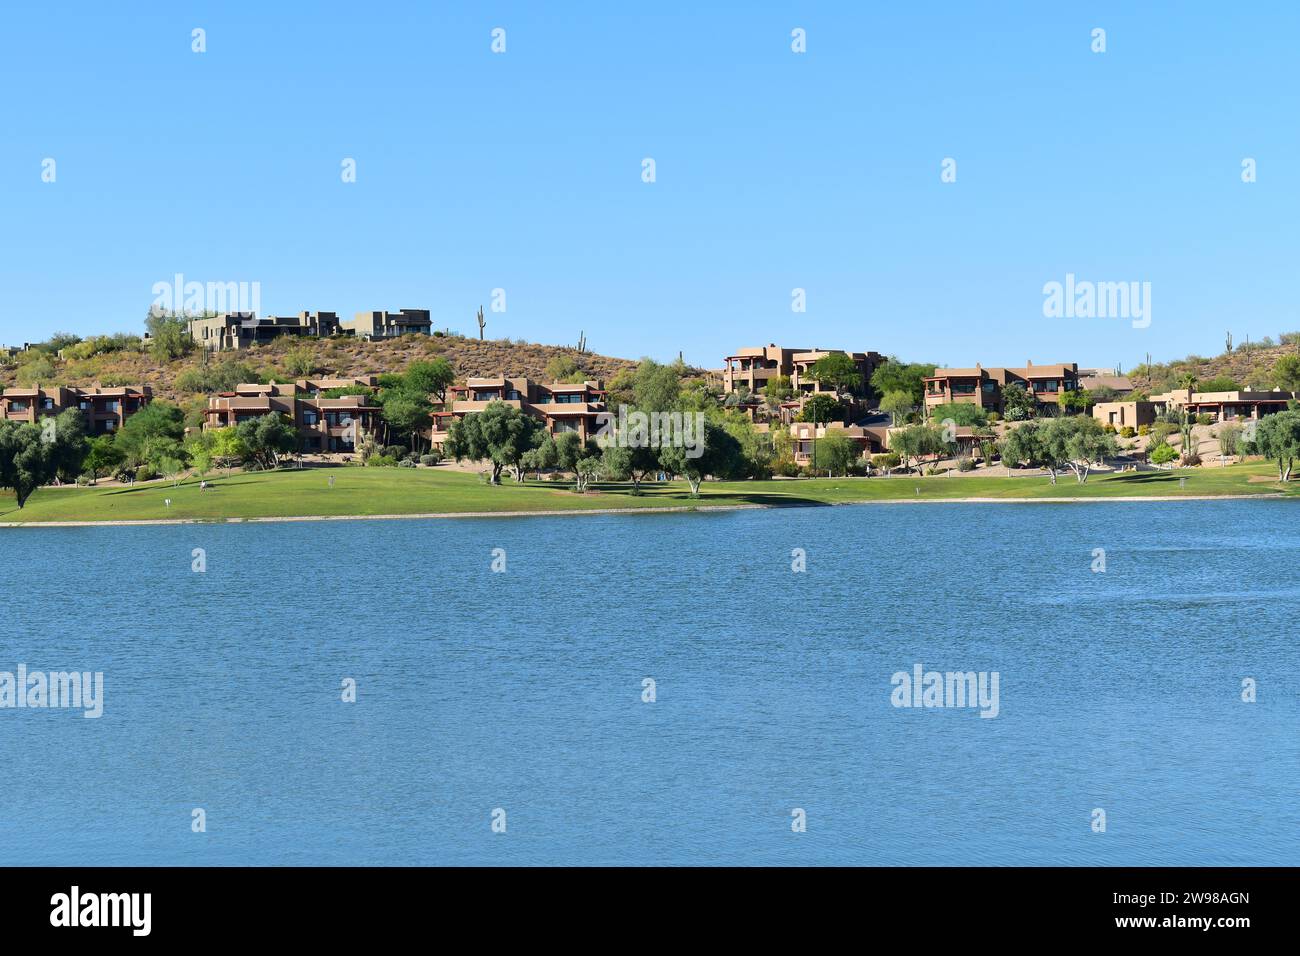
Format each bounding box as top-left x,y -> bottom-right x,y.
0,2 -> 1295,372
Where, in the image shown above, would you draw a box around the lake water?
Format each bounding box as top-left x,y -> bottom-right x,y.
1,501 -> 1297,866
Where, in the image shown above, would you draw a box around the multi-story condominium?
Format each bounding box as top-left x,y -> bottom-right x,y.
923,362 -> 1082,416
722,344 -> 885,401
431,377 -> 607,448
203,377 -> 381,453
0,385 -> 152,434
340,309 -> 432,340
189,311 -> 341,351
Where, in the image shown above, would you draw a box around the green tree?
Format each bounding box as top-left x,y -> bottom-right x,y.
83,434 -> 124,484
891,423 -> 944,475
658,421 -> 744,495
1248,409 -> 1300,480
235,413 -> 298,470
1040,416 -> 1117,483
381,393 -> 433,452
116,401 -> 186,467
444,401 -> 544,483
544,355 -> 585,383
797,393 -> 841,423
1000,383 -> 1036,421
879,389 -> 914,425
632,359 -> 682,412
928,402 -> 986,427
815,431 -> 860,476
808,352 -> 862,396
404,358 -> 456,402
145,311 -> 194,362
44,409 -> 88,483
0,420 -> 54,508
1272,354 -> 1300,392
600,441 -> 660,493
763,375 -> 795,405
871,360 -> 936,405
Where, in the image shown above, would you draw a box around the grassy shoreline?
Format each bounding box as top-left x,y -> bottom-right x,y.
1,462 -> 1296,527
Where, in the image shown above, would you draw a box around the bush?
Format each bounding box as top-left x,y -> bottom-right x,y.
1102,423 -> 1116,434
1137,424 -> 1150,436
1196,414 -> 1214,426
956,456 -> 976,472
367,455 -> 399,467
134,466 -> 158,482
1119,426 -> 1135,438
985,411 -> 1000,423
397,458 -> 417,468
870,453 -> 900,472
382,445 -> 407,460
924,465 -> 943,476
1183,452 -> 1202,467
772,459 -> 800,477
419,454 -> 441,466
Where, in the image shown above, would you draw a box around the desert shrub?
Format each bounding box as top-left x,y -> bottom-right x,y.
1183,452 -> 1202,467
956,456 -> 976,472
772,459 -> 800,477
1196,414 -> 1214,426
367,455 -> 398,467
1102,423 -> 1116,434
1119,426 -> 1136,438
985,411 -> 1000,423
397,458 -> 416,468
419,454 -> 441,466
382,445 -> 407,460
1137,424 -> 1150,436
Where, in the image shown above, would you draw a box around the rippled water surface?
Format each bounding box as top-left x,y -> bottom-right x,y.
1,501 -> 1296,865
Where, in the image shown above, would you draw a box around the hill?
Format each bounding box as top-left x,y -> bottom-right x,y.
1129,337 -> 1300,394
0,333 -> 643,402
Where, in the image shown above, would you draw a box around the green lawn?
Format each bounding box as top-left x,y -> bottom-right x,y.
0,461 -> 1294,524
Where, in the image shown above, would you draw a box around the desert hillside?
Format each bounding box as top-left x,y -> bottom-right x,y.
1130,338 -> 1300,393
0,333 -> 644,401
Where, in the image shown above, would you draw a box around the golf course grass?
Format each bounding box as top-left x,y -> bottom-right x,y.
0,461 -> 1294,526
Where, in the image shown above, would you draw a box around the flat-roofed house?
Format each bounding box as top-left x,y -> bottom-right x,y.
1151,388 -> 1298,421
341,309 -> 432,340
1092,401 -> 1158,430
189,311 -> 341,351
0,385 -> 152,434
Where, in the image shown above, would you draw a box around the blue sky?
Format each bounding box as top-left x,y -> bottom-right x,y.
0,2 -> 1296,371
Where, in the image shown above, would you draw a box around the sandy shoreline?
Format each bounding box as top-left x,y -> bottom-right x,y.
0,493 -> 1288,528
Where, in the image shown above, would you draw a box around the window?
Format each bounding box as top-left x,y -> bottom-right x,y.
10,400 -> 28,411
105,400 -> 120,412
103,420 -> 116,432
952,383 -> 976,395
79,401 -> 89,410
473,391 -> 498,402
552,419 -> 580,433
303,410 -> 319,425
40,397 -> 54,409
982,382 -> 995,394
505,390 -> 522,400
551,393 -> 584,403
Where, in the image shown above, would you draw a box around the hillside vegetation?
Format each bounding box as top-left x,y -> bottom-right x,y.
0,332 -> 642,401
1130,335 -> 1300,394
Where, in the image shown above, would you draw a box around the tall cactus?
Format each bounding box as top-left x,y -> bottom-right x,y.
477,306 -> 486,340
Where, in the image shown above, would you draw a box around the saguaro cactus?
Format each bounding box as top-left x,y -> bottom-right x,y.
477,306 -> 486,340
